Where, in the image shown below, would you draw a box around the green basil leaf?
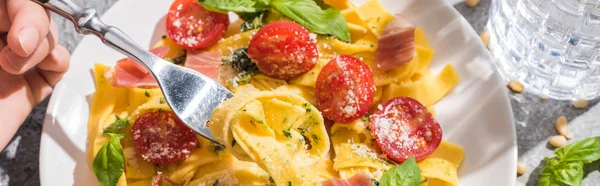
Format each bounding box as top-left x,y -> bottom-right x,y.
554,161 -> 584,186
103,115 -> 130,135
270,0 -> 350,42
555,137 -> 600,163
198,0 -> 269,13
379,158 -> 421,186
92,134 -> 125,186
539,157 -> 584,186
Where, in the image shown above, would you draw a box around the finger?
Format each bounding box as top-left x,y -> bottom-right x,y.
0,37 -> 5,49
38,46 -> 70,87
47,19 -> 58,50
38,45 -> 70,73
0,36 -> 50,74
6,0 -> 50,57
24,67 -> 53,105
0,0 -> 9,32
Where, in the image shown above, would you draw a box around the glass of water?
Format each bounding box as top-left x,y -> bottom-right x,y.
487,0 -> 600,100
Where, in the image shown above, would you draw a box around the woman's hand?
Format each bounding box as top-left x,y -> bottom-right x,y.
0,0 -> 71,150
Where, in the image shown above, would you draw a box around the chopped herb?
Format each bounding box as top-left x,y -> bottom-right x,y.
231,48 -> 259,74
144,91 -> 150,97
361,115 -> 369,122
240,12 -> 265,32
213,143 -> 225,153
268,177 -> 276,186
297,128 -> 306,135
310,71 -> 315,75
159,98 -> 166,104
157,108 -> 164,112
377,17 -> 381,22
161,35 -> 167,39
287,181 -> 292,186
371,178 -> 380,186
242,109 -> 247,112
282,117 -> 289,124
370,44 -> 375,48
302,103 -> 308,107
330,130 -> 340,137
305,108 -> 312,113
235,72 -> 253,85
103,115 -> 130,135
311,134 -> 320,144
283,130 -> 292,138
166,50 -> 187,65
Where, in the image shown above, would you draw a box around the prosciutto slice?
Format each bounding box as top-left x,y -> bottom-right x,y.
108,46 -> 169,88
183,50 -> 222,80
375,14 -> 416,71
320,173 -> 372,186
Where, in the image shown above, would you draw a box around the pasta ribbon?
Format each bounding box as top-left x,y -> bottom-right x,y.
330,120 -> 392,180
209,90 -> 330,186
418,158 -> 459,186
381,64 -> 460,107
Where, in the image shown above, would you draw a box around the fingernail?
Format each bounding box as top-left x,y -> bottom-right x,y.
17,27 -> 39,55
3,50 -> 22,70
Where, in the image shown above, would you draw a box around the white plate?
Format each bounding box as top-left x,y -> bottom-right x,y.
39,0 -> 517,185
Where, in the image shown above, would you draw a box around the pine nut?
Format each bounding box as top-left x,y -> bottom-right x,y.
508,80 -> 524,93
554,116 -> 572,139
572,99 -> 589,109
466,0 -> 480,7
480,31 -> 490,47
549,135 -> 567,148
517,162 -> 527,175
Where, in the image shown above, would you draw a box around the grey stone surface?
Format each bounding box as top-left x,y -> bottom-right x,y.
0,0 -> 598,185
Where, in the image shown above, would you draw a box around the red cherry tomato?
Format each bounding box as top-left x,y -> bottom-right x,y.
132,111 -> 198,164
248,21 -> 318,80
370,97 -> 442,163
166,0 -> 229,50
315,55 -> 374,123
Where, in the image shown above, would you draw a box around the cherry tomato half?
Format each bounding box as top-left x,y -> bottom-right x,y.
370,97 -> 442,163
315,55 -> 374,123
132,111 -> 198,164
166,0 -> 229,50
248,21 -> 319,80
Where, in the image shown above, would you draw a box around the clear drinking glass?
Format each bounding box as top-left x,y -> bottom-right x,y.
487,0 -> 600,100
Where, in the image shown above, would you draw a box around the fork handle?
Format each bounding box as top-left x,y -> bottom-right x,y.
32,0 -> 159,70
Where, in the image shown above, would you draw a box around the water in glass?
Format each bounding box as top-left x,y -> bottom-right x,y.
488,0 -> 600,100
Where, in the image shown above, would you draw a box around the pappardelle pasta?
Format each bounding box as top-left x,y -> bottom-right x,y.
88,0 -> 464,186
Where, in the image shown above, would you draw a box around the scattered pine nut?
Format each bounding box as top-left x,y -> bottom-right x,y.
508,80 -> 524,93
565,132 -> 574,139
554,116 -> 571,138
466,0 -> 480,7
572,99 -> 589,109
516,181 -> 525,186
540,95 -> 549,100
549,135 -> 567,148
480,31 -> 490,47
517,162 -> 527,175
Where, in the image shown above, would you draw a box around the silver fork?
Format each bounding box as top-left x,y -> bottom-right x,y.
33,0 -> 233,145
